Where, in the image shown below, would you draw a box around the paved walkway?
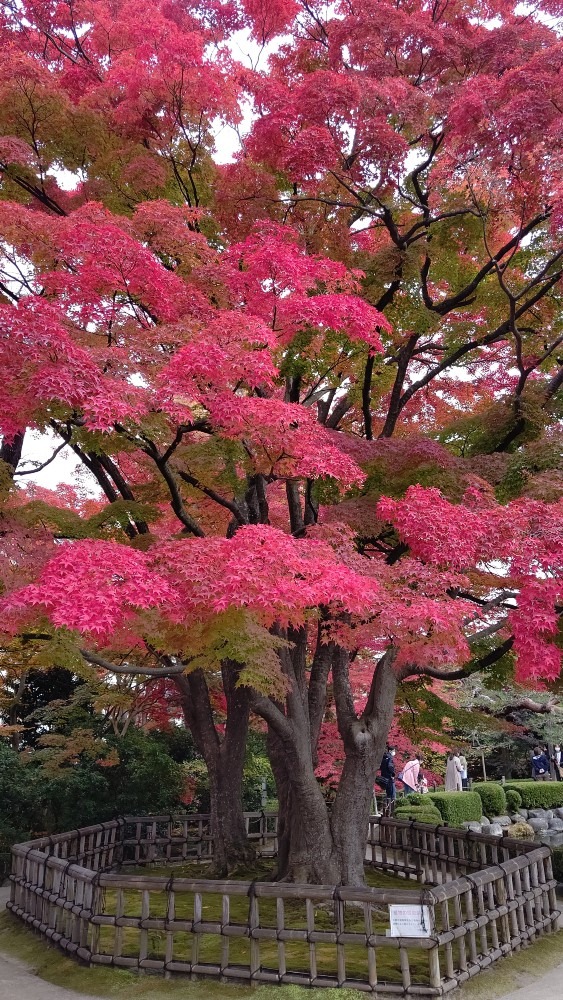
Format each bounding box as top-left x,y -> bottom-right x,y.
0,887 -> 100,1000
501,966 -> 563,1000
0,947 -> 101,1000
1,885 -> 563,1000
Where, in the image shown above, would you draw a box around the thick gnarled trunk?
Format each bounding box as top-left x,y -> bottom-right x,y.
174,663 -> 254,874
268,728 -> 338,883
329,648 -> 398,885
208,740 -> 254,873
260,643 -> 398,886
329,737 -> 388,885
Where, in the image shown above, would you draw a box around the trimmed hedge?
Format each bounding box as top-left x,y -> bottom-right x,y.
473,782 -> 507,818
505,788 -> 523,813
504,781 -> 563,809
403,792 -> 424,806
428,791 -> 482,826
395,804 -> 443,825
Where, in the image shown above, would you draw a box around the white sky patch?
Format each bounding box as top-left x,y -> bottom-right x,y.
51,167 -> 82,191
210,28 -> 288,164
14,429 -> 98,493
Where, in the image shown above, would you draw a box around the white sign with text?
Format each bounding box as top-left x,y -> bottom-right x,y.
388,904 -> 433,938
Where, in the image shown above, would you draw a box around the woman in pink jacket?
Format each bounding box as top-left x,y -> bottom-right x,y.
401,755 -> 422,794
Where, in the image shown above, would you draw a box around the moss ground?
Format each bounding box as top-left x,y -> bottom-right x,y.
0,861 -> 433,993
2,907 -> 563,1000
94,861 -> 429,986
0,909 -> 358,1000
4,864 -> 560,998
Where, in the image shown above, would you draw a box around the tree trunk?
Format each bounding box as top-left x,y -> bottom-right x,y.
174,664 -> 254,873
270,724 -> 392,886
257,635 -> 400,886
268,728 -> 338,883
330,648 -> 399,885
329,737 -> 388,885
267,729 -> 291,878
262,645 -> 398,886
0,430 -> 25,472
208,740 -> 254,873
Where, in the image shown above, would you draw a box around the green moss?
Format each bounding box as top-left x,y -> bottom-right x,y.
94,861 -> 427,984
0,911 -> 364,999
0,863 -> 432,995
459,929 -> 563,1000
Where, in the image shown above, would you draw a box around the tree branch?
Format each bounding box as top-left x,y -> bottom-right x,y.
250,692 -> 294,742
14,439 -> 68,476
399,636 -> 514,682
175,468 -> 247,524
79,648 -> 186,677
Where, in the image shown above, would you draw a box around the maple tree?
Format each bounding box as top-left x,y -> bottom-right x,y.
1,0 -> 563,884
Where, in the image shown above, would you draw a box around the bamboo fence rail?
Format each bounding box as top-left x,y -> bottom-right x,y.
7,813 -> 560,996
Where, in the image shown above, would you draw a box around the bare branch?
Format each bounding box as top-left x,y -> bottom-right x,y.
14,439 -> 68,476
400,636 -> 514,682
79,648 -> 186,678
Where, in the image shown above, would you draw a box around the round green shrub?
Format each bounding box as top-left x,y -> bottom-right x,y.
473,782 -> 507,818
403,792 -> 423,806
505,788 -> 523,813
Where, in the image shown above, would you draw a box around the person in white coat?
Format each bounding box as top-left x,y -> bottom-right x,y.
552,745 -> 562,781
445,751 -> 463,792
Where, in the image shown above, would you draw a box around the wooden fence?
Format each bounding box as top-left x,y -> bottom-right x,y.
7,814 -> 560,995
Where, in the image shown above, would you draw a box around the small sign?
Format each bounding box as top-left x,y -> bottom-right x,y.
389,904 -> 433,938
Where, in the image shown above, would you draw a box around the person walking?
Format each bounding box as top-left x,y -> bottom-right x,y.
532,746 -> 551,780
445,751 -> 463,792
379,746 -> 397,805
401,755 -> 422,794
552,745 -> 562,781
458,752 -> 468,790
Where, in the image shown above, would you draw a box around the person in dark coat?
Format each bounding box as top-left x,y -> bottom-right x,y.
532,746 -> 551,780
379,746 -> 397,802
